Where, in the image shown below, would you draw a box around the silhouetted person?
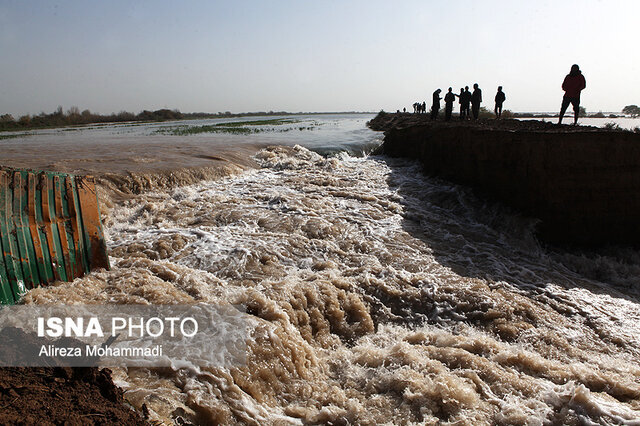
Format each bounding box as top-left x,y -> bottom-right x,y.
457,88 -> 465,119
494,86 -> 506,119
558,64 -> 586,125
403,107 -> 406,113
431,89 -> 442,120
421,101 -> 426,114
444,87 -> 456,121
471,83 -> 482,120
461,86 -> 472,120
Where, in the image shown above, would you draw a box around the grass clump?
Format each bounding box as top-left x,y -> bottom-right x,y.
603,122 -> 622,130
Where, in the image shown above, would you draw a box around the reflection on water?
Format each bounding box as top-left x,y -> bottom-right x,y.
16,116 -> 640,424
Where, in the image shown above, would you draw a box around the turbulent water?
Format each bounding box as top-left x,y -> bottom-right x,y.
21,116 -> 640,424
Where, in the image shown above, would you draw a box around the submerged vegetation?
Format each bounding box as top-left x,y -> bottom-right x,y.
159,125 -> 256,135
0,132 -> 33,140
214,118 -> 298,127
154,118 -> 319,136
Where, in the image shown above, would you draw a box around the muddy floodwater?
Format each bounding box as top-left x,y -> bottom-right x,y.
5,114 -> 640,424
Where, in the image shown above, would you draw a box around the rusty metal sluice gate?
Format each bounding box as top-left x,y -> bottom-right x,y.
0,167 -> 110,304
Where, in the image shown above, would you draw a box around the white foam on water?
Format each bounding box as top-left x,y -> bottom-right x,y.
24,145 -> 640,424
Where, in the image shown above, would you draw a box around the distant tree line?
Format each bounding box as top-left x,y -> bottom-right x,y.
0,106 -> 184,131
0,108 -> 366,131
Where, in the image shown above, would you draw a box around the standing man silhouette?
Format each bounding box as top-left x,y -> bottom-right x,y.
494,86 -> 506,119
558,64 -> 586,125
431,89 -> 442,120
461,87 -> 472,120
444,87 -> 456,121
471,83 -> 482,120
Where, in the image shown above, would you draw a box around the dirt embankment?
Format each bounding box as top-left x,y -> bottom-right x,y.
0,367 -> 148,425
369,112 -> 640,245
367,110 -> 618,133
0,328 -> 148,425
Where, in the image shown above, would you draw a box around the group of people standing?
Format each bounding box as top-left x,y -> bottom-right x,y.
403,64 -> 586,125
430,84 -> 506,121
411,101 -> 427,114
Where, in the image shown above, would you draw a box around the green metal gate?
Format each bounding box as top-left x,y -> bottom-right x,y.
0,167 -> 110,304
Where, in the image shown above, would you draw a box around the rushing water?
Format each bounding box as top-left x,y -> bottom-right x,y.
20,115 -> 640,424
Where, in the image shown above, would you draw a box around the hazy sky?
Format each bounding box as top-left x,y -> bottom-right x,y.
1,0 -> 638,116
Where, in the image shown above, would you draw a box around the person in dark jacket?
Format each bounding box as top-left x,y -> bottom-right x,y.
471,83 -> 482,120
431,89 -> 442,120
444,87 -> 456,121
494,86 -> 506,119
558,64 -> 586,125
461,87 -> 471,120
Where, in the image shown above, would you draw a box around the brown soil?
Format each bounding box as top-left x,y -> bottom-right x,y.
0,330 -> 148,425
0,367 -> 148,425
367,111 -> 626,133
